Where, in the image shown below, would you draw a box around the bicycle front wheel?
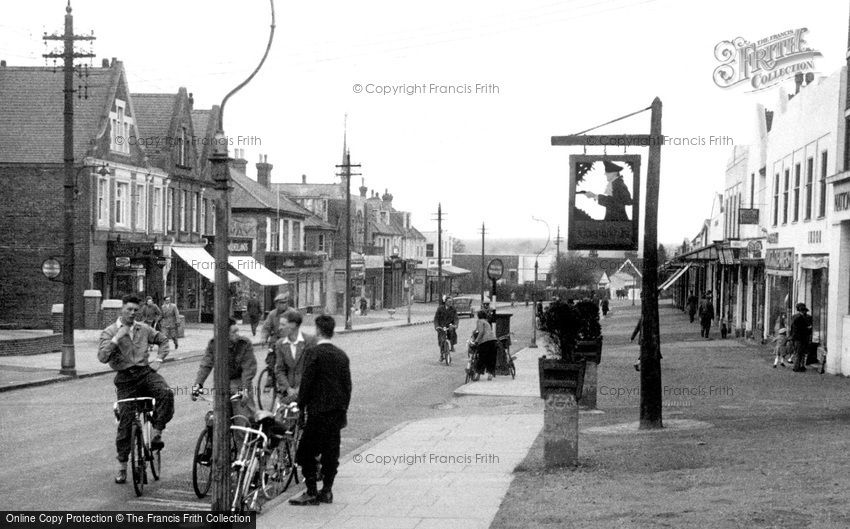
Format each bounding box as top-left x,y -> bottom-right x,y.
192,428 -> 213,498
256,368 -> 276,411
149,446 -> 161,481
130,422 -> 146,497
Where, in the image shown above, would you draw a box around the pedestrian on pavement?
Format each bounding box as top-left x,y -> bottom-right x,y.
686,291 -> 699,323
771,328 -> 789,368
789,303 -> 813,372
290,314 -> 352,506
524,291 -> 529,307
98,294 -> 173,485
698,291 -> 715,339
359,296 -> 368,316
159,296 -> 180,349
191,317 -> 257,419
510,291 -> 516,307
245,292 -> 262,336
472,309 -> 498,380
260,292 -> 293,387
274,310 -> 318,404
601,298 -> 610,318
140,296 -> 162,329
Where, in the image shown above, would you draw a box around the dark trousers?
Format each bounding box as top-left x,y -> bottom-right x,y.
296,411 -> 345,490
793,340 -> 808,370
114,366 -> 174,462
476,340 -> 498,375
249,317 -> 260,336
700,318 -> 712,338
688,310 -> 696,323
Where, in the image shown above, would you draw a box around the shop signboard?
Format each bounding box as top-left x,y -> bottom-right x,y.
765,248 -> 793,272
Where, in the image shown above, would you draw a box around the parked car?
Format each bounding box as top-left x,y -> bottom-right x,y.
453,296 -> 475,318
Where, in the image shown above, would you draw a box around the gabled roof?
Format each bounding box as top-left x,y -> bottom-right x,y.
0,63 -> 126,163
230,167 -> 307,217
303,214 -> 335,230
131,93 -> 177,158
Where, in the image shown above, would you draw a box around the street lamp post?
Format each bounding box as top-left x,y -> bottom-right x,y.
530,217 -> 550,348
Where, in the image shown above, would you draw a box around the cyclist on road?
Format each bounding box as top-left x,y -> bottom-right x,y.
274,310 -> 317,405
259,292 -> 293,388
433,295 -> 458,358
191,317 -> 257,420
98,294 -> 173,485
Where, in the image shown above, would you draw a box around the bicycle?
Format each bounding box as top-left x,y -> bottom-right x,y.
498,334 -> 517,380
258,401 -> 301,499
191,395 -> 247,499
256,349 -> 277,410
437,326 -> 453,366
113,397 -> 161,497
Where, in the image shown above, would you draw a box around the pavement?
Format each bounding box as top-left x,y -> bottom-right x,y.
0,302 -> 443,392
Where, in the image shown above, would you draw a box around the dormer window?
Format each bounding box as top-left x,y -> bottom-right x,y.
177,126 -> 190,167
110,99 -> 132,154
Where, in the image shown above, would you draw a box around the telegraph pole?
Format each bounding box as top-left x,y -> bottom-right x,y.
437,204 -> 443,299
336,144 -> 360,330
480,223 -> 486,305
554,225 -> 563,288
639,98 -> 664,430
209,0 -> 276,510
43,2 -> 95,377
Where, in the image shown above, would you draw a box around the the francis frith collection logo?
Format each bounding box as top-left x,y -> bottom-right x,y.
713,28 -> 822,91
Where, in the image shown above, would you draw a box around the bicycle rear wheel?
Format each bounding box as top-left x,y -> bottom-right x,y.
130,422 -> 146,496
149,447 -> 161,481
192,428 -> 213,498
256,368 -> 276,410
261,441 -> 295,499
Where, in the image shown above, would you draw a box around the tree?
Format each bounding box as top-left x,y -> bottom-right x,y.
657,244 -> 668,265
452,239 -> 467,253
551,252 -> 595,289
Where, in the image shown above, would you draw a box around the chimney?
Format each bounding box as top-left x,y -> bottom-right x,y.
359,177 -> 367,197
111,57 -> 117,66
256,154 -> 273,188
102,58 -> 109,68
794,72 -> 804,94
302,174 -> 307,184
381,188 -> 393,209
229,148 -> 248,174
0,60 -> 6,67
188,92 -> 194,111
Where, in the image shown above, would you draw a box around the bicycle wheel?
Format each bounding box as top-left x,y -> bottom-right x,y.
192,428 -> 213,498
261,442 -> 295,499
256,368 -> 276,411
231,467 -> 247,512
509,360 -> 516,379
149,446 -> 161,481
442,340 -> 451,366
130,422 -> 146,497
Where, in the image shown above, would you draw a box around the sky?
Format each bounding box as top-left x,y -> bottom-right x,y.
2,0 -> 848,246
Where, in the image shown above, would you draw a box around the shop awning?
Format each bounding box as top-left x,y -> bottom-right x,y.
658,264 -> 691,292
800,256 -> 829,269
172,246 -> 239,283
425,264 -> 471,276
228,256 -> 288,286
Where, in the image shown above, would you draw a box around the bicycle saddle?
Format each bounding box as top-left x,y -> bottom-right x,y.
254,410 -> 275,422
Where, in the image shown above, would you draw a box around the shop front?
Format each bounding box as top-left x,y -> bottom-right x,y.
267,253 -> 326,312
764,247 -> 794,336
798,255 -> 829,350
107,241 -> 164,302
170,244 -> 239,323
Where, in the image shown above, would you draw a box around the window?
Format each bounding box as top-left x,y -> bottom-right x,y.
97,178 -> 108,224
819,151 -> 828,217
282,220 -> 290,251
750,173 -> 755,208
200,198 -> 207,234
110,100 -> 131,154
115,182 -> 129,225
210,202 -> 216,235
792,163 -> 800,221
426,243 -> 434,257
805,157 -> 814,220
166,188 -> 174,231
180,190 -> 187,231
193,192 -> 200,233
270,218 -> 279,252
178,126 -> 189,167
135,183 -> 146,230
318,234 -> 326,252
293,222 -> 302,251
152,188 -> 162,231
782,168 -> 789,224
772,173 -> 779,226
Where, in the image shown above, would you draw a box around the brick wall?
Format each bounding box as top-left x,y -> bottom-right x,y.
0,334 -> 63,356
0,164 -> 91,328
